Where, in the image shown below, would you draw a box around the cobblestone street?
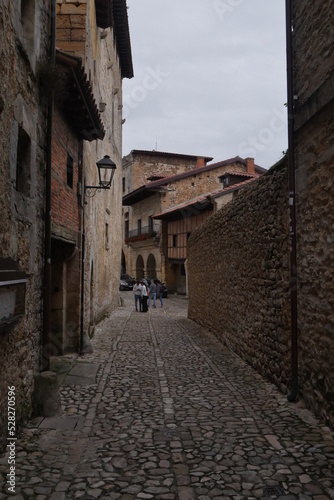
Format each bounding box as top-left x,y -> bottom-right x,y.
1,293 -> 334,500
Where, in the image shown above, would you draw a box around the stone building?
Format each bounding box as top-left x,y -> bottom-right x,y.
153,173 -> 260,295
122,151 -> 265,293
0,0 -> 51,450
292,0 -> 334,424
52,0 -> 133,352
121,150 -> 213,283
0,0 -> 133,450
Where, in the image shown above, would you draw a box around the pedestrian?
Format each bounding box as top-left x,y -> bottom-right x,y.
156,280 -> 163,308
148,279 -> 157,309
141,280 -> 148,312
133,280 -> 142,312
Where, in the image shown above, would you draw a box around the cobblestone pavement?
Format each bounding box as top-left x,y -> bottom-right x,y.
1,293 -> 334,499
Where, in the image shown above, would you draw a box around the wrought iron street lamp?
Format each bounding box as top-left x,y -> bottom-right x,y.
85,155 -> 116,191
80,155 -> 116,355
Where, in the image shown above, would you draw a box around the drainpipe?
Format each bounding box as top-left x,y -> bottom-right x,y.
285,0 -> 298,402
42,0 -> 56,371
79,177 -> 86,355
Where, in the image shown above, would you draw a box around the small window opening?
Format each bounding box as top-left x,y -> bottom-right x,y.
125,220 -> 129,239
16,127 -> 31,195
66,153 -> 74,188
173,235 -> 177,247
21,0 -> 35,50
105,223 -> 109,250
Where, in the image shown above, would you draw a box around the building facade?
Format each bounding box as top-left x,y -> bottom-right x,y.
292,0 -> 334,423
121,151 -> 213,284
0,0 -> 51,450
153,172 -> 260,295
0,0 -> 133,449
53,0 -> 133,352
122,152 -> 265,294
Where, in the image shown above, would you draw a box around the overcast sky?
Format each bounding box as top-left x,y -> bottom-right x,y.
122,0 -> 287,170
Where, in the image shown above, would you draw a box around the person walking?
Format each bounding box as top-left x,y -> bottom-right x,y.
156,280 -> 163,308
148,279 -> 157,309
141,280 -> 148,312
133,281 -> 142,312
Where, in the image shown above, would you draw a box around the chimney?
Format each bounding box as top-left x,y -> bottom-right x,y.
197,157 -> 205,168
246,157 -> 255,175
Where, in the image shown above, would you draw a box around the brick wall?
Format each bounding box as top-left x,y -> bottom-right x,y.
51,107 -> 80,238
188,159 -> 291,393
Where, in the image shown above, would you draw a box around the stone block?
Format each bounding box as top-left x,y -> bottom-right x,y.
71,29 -> 85,42
60,4 -> 87,15
32,371 -> 62,418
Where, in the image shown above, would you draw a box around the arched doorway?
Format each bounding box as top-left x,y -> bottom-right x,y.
147,253 -> 156,279
136,255 -> 144,279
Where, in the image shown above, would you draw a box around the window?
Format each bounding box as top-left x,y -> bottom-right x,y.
122,177 -> 125,192
21,0 -> 35,52
173,234 -> 178,247
16,127 -> 31,195
137,219 -> 142,235
187,232 -> 191,241
66,154 -> 74,188
105,223 -> 109,250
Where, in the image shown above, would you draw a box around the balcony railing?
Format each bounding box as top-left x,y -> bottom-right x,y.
125,223 -> 160,244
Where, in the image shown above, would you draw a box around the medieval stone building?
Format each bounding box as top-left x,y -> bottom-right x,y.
0,0 -> 51,450
292,0 -> 334,424
122,150 -> 265,294
0,0 -> 133,450
53,0 -> 133,352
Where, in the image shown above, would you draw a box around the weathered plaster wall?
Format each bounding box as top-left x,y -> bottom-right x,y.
0,0 -> 50,450
82,16 -> 124,330
188,160 -> 291,393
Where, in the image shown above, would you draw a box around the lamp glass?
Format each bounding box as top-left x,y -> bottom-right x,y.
96,155 -> 116,188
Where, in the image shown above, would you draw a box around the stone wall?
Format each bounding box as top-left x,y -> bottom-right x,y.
122,151 -> 204,194
293,0 -> 334,425
81,14 -> 125,329
161,161 -> 248,210
188,159 -> 291,393
0,0 -> 50,450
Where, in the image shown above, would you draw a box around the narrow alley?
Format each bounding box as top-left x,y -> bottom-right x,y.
1,293 -> 333,500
